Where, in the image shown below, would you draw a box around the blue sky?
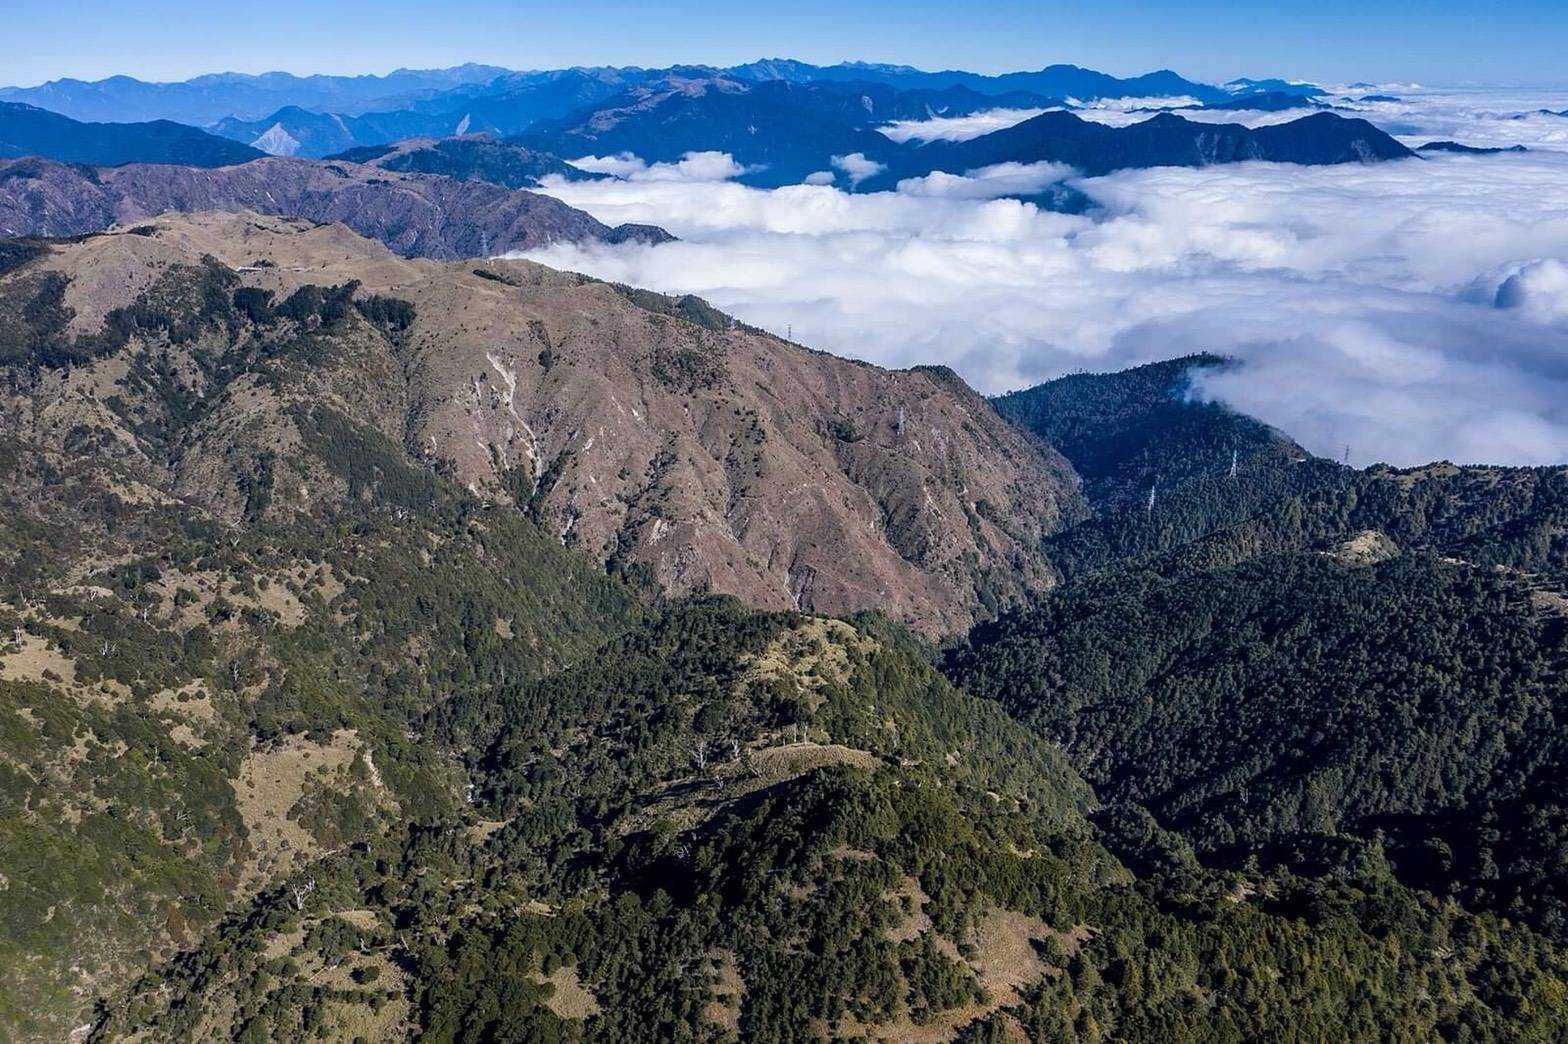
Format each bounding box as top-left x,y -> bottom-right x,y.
7,0 -> 1566,88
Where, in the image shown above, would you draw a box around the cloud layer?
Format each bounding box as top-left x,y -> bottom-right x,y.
881,86 -> 1568,151
894,161 -> 1074,199
520,95 -> 1568,467
570,151 -> 753,181
880,108 -> 1049,143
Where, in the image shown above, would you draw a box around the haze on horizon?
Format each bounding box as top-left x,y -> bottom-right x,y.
6,0 -> 1567,90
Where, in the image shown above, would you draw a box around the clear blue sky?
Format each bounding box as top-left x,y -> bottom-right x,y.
7,0 -> 1566,88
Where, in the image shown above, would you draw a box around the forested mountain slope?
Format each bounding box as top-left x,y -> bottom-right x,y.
0,255 -> 643,1035
4,219 -> 1568,1041
953,355 -> 1568,947
999,356 -> 1568,580
88,599 -> 1568,1042
992,354 -> 1307,512
948,550 -> 1568,939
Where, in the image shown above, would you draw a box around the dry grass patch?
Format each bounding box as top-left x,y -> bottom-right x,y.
749,742 -> 881,784
152,682 -> 219,748
148,563 -> 341,632
231,729 -> 374,890
317,954 -> 412,1044
1328,529 -> 1400,567
849,901 -> 1082,1042
0,633 -> 131,703
884,875 -> 934,944
737,617 -> 876,708
149,679 -> 216,717
0,633 -> 82,687
466,818 -> 510,843
1532,587 -> 1568,616
333,908 -> 382,930
703,949 -> 745,1036
100,470 -> 183,508
537,964 -> 601,1021
262,926 -> 308,960
966,908 -> 1063,1004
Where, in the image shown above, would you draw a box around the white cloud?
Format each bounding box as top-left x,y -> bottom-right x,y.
880,108 -> 1047,143
1068,105 -> 1321,130
803,170 -> 836,185
1320,86 -> 1568,150
518,92 -> 1568,467
567,153 -> 649,179
1495,259 -> 1568,324
830,152 -> 886,186
569,150 -> 754,182
878,98 -> 1213,147
895,162 -> 1075,199
1067,95 -> 1205,111
880,87 -> 1568,151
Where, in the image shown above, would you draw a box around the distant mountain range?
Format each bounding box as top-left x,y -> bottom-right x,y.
1418,140 -> 1529,155
0,155 -> 668,253
0,60 -> 1451,213
2,60 -> 1328,166
1194,90 -> 1333,112
0,101 -> 262,166
1221,77 -> 1326,98
511,76 -> 1413,190
208,104 -> 462,157
0,92 -> 1422,213
512,77 -> 1063,188
1,60 -> 1239,131
0,64 -> 511,124
729,59 -> 1235,103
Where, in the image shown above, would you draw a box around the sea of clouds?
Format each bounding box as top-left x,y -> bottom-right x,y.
514,89 -> 1568,466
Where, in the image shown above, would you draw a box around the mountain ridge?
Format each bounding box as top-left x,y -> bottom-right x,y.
0,155 -> 668,254
3,59 -> 1235,128
863,109 -> 1415,189
0,101 -> 264,167
0,211 -> 1081,632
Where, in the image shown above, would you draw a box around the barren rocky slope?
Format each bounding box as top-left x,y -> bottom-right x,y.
0,212 -> 1080,631
0,156 -> 668,256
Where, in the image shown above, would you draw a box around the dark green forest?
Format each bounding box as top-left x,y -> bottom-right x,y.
947,552 -> 1568,939
90,601 -> 1568,1042
953,356 -> 1568,947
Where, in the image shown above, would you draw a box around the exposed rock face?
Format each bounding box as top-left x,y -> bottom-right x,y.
0,213 -> 1080,631
0,155 -> 671,255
